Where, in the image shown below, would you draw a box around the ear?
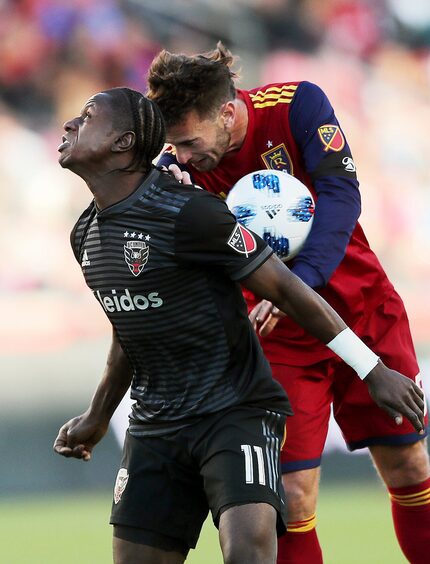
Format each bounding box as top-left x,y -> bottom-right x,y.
219,101 -> 236,130
112,131 -> 136,153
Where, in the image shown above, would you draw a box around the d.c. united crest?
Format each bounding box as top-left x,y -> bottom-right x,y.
124,240 -> 149,277
114,468 -> 129,504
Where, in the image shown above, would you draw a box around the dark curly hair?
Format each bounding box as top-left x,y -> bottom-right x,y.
146,42 -> 240,127
103,87 -> 166,172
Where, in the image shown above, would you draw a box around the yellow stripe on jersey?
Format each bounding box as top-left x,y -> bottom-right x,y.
251,85 -> 298,98
390,487 -> 430,507
250,85 -> 297,109
287,514 -> 317,533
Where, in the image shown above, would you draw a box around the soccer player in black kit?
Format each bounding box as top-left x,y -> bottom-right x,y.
53,87 -> 425,564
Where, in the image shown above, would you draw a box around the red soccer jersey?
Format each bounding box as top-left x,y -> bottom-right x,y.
163,82 -> 394,365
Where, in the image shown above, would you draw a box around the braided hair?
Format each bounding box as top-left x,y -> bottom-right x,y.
103,87 -> 166,172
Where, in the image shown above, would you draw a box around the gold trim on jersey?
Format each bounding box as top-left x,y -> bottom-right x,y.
250,85 -> 298,109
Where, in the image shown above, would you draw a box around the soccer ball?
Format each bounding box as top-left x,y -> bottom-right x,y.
226,170 -> 315,261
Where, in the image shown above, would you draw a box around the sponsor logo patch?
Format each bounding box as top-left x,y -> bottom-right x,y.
94,288 -> 163,313
114,468 -> 129,504
81,249 -> 90,267
318,125 -> 345,152
227,223 -> 257,257
261,143 -> 293,174
342,156 -> 356,172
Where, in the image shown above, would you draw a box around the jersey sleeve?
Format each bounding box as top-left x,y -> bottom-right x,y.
289,81 -> 361,288
70,202 -> 96,263
174,191 -> 273,281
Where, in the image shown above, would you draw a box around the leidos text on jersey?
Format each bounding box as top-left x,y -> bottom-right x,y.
94,288 -> 163,313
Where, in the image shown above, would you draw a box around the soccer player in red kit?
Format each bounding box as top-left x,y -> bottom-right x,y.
147,43 -> 430,563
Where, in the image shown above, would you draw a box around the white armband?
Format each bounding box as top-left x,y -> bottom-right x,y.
327,328 -> 380,380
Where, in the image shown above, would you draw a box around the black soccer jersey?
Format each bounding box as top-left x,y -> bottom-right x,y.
71,168 -> 291,436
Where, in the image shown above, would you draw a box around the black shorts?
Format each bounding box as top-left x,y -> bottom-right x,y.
110,405 -> 287,553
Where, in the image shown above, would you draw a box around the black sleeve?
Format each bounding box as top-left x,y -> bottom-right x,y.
174,191 -> 273,281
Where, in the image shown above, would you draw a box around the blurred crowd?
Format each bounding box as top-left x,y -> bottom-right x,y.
1,0 -> 430,354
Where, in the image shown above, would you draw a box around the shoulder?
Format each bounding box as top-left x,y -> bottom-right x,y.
70,201 -> 96,261
293,81 -> 329,104
244,82 -> 302,110
175,189 -> 234,237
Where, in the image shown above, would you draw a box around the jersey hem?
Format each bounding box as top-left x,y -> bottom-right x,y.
347,429 -> 428,451
231,247 -> 274,282
281,457 -> 322,473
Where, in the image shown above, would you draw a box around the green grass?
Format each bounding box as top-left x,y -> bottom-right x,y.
0,485 -> 406,563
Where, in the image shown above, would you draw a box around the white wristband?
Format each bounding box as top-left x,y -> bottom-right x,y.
327,328 -> 380,380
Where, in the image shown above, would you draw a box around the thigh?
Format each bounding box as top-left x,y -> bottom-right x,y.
271,363 -> 333,472
192,406 -> 287,536
113,535 -> 185,564
219,503 -> 277,564
333,292 -> 428,451
110,431 -> 208,552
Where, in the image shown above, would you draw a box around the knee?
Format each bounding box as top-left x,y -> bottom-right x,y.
282,470 -> 319,520
371,441 -> 430,487
222,531 -> 275,564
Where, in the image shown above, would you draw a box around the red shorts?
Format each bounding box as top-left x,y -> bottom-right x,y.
273,291 -> 428,472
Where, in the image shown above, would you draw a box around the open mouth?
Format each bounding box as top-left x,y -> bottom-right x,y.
58,136 -> 71,152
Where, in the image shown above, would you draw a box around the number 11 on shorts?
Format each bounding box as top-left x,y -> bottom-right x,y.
241,444 -> 266,485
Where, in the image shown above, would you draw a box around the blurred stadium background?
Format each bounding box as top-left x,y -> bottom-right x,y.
1,0 -> 429,562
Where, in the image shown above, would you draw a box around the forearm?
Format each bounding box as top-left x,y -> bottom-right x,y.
87,329 -> 133,423
244,254 -> 346,344
270,269 -> 346,343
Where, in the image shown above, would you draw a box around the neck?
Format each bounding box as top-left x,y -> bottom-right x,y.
82,168 -> 148,210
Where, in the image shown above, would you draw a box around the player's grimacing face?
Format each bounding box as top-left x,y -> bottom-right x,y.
166,110 -> 231,172
58,93 -> 118,170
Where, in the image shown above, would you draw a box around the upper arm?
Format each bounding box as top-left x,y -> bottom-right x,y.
290,82 -> 358,183
242,254 -> 314,315
174,191 -> 273,280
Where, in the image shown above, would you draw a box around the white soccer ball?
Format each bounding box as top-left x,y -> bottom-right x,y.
226,170 -> 315,261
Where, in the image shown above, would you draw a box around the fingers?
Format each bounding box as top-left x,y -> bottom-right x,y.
249,300 -> 274,331
386,396 -> 425,435
259,314 -> 282,337
53,422 -> 92,461
54,442 -> 92,461
167,164 -> 192,184
368,367 -> 426,435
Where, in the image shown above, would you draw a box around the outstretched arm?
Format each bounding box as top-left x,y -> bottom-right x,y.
53,329 -> 133,461
243,254 -> 425,433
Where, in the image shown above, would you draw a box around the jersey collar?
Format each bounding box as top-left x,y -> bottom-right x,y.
96,167 -> 161,217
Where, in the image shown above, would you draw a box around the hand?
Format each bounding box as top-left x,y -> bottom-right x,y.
249,299 -> 286,337
364,361 -> 426,433
163,164 -> 190,185
53,412 -> 109,461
